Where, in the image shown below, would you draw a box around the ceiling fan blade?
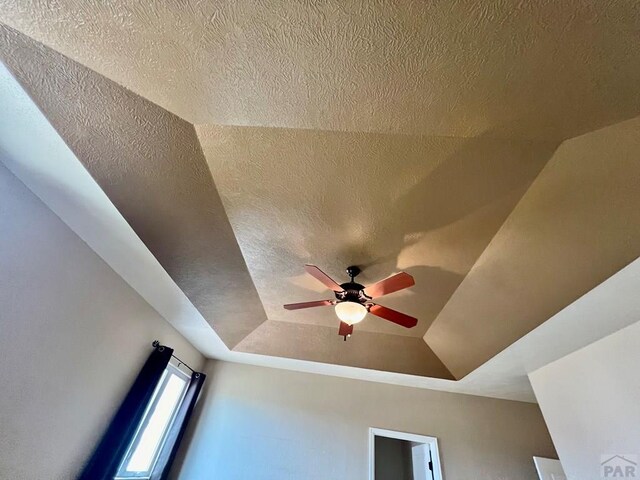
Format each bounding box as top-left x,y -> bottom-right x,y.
338,321 -> 353,338
364,272 -> 414,298
283,300 -> 335,310
304,264 -> 344,292
369,304 -> 418,328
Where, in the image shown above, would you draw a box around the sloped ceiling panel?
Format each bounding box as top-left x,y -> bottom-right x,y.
0,25 -> 268,348
235,321 -> 454,379
1,1 -> 640,140
426,116 -> 640,378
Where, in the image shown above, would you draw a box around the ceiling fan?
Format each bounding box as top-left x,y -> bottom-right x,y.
284,265 -> 417,340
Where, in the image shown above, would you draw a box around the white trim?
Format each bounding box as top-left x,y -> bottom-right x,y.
368,428 -> 443,480
168,360 -> 192,380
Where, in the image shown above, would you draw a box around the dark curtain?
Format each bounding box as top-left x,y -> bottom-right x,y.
151,370 -> 206,480
78,345 -> 173,480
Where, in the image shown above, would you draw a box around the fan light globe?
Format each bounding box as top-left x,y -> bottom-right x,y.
335,301 -> 367,325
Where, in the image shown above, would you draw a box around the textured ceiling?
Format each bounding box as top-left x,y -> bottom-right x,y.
426,116 -> 640,378
234,321 -> 453,378
2,0 -> 640,382
7,53 -> 640,402
197,125 -> 556,338
0,25 -> 267,348
1,0 -> 640,140
0,25 -> 454,377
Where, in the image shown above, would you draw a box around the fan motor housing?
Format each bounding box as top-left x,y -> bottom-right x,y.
336,281 -> 370,304
335,266 -> 370,304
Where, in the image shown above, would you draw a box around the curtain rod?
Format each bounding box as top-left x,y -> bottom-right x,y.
151,340 -> 196,373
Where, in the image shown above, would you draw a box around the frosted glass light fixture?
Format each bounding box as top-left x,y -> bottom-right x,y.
335,301 -> 367,325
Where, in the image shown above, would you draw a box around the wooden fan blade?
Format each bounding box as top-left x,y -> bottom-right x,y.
364,272 -> 414,298
369,304 -> 417,328
304,264 -> 343,292
283,300 -> 335,310
338,321 -> 353,338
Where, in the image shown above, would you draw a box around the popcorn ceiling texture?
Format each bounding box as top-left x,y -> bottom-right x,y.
2,1 -> 640,379
1,0 -> 639,140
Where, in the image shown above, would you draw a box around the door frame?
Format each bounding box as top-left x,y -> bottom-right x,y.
369,427 -> 443,480
533,456 -> 566,480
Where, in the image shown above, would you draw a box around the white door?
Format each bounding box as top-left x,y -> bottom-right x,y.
533,456 -> 567,480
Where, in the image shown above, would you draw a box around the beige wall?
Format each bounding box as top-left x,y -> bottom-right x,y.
530,320 -> 640,480
175,361 -> 556,480
0,163 -> 204,479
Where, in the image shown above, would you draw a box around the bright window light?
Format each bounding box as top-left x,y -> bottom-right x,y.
115,363 -> 189,479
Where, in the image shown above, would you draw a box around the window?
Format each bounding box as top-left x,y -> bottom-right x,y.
115,363 -> 190,479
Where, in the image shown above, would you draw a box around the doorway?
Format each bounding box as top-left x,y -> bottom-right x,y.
369,428 -> 443,480
533,456 -> 567,480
